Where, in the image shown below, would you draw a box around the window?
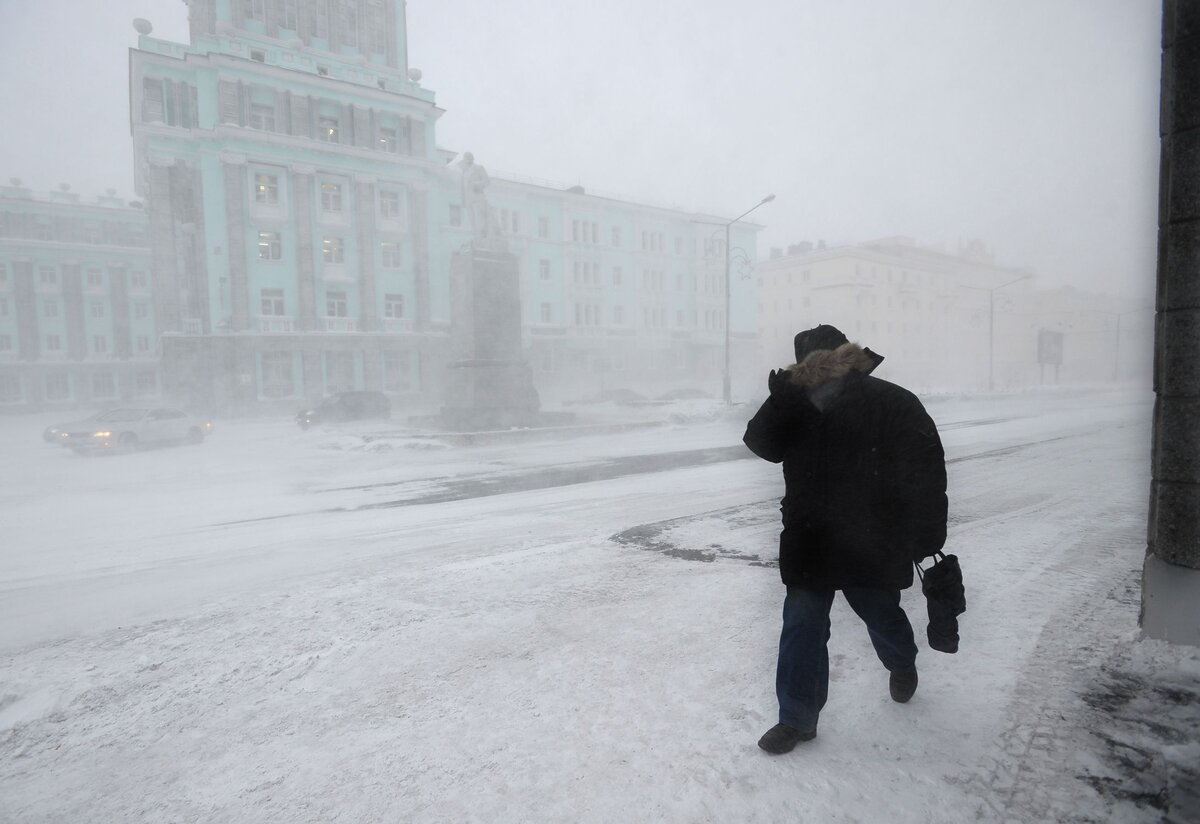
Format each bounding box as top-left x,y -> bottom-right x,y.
320,182 -> 343,212
244,0 -> 264,22
282,0 -> 299,29
0,297 -> 6,317
0,373 -> 21,403
337,0 -> 359,47
384,293 -> 405,319
130,271 -> 149,289
136,335 -> 151,353
45,373 -> 70,401
249,103 -> 275,131
499,208 -> 520,234
314,0 -> 329,37
44,299 -> 59,318
539,259 -> 551,281
378,128 -> 398,152
255,173 -> 279,205
142,77 -> 164,122
538,217 -> 550,239
45,334 -> 62,351
90,300 -> 106,319
613,305 -> 624,324
39,266 -> 58,286
86,269 -> 104,288
326,290 -> 347,317
134,302 -> 150,320
381,242 -> 401,268
0,263 -> 7,286
92,372 -> 116,399
258,231 -> 282,260
135,371 -> 158,396
261,352 -> 294,398
261,288 -> 285,316
318,116 -> 339,143
92,335 -> 108,354
611,227 -> 621,247
379,190 -> 402,220
0,334 -> 11,351
612,266 -> 622,286
250,49 -> 266,63
322,237 -> 344,264
540,303 -> 552,323
383,351 -> 411,392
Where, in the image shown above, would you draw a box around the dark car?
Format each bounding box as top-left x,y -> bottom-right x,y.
296,391 -> 391,429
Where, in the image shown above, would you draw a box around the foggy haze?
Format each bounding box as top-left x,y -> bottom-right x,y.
0,0 -> 1161,299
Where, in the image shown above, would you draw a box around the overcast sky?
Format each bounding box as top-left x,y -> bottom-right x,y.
0,0 -> 1161,299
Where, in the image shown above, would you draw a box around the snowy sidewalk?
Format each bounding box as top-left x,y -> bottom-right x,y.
2,393 -> 1199,823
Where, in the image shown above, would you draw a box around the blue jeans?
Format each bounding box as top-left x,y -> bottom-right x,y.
776,585 -> 917,732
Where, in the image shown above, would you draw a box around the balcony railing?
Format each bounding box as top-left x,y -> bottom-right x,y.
256,316 -> 294,333
381,317 -> 413,333
182,318 -> 204,334
322,317 -> 359,333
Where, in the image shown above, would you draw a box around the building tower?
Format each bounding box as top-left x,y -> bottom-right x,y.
131,0 -> 444,411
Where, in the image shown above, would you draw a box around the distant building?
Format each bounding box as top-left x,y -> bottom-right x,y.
756,236 -> 1149,393
0,182 -> 158,408
122,0 -> 759,414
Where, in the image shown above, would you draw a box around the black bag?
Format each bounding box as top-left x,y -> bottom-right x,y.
915,551 -> 965,653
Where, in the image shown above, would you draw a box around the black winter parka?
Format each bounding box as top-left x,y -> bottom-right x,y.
743,351 -> 948,591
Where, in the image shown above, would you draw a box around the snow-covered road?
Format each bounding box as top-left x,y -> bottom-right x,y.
3,388 -> 1187,823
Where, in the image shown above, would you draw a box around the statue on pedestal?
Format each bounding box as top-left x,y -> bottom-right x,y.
459,152 -> 501,245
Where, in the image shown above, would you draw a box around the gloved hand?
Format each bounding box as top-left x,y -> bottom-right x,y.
768,368 -> 789,397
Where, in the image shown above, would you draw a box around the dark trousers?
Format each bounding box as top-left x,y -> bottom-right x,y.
776,585 -> 917,732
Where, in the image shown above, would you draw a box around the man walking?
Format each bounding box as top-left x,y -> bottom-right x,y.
743,324 -> 948,754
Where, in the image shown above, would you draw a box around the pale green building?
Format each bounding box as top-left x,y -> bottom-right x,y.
2,0 -> 760,414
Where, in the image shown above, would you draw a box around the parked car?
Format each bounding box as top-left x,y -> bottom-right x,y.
296,391 -> 391,430
58,407 -> 212,453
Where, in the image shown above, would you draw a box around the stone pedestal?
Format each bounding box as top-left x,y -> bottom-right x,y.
440,243 -> 540,430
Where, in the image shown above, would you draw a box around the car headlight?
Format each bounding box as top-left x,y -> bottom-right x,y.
93,431 -> 112,438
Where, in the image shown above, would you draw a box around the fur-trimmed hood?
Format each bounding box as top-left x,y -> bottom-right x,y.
782,342 -> 881,389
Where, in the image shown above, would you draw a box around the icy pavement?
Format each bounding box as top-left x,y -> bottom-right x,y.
1,388 -> 1198,823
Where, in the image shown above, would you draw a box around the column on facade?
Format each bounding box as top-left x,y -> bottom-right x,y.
409,183 -> 430,333
183,164 -> 213,333
62,264 -> 85,360
384,0 -> 399,70
355,175 -> 381,389
291,164 -> 318,332
110,265 -> 132,360
13,261 -> 38,361
1145,0 -> 1200,645
289,93 -> 311,139
355,176 -> 378,333
353,105 -> 372,150
220,153 -> 250,332
147,159 -> 184,333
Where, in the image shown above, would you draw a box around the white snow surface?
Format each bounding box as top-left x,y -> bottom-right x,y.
2,388 -> 1198,823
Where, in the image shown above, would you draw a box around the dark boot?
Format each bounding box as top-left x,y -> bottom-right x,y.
757,723 -> 816,754
889,669 -> 918,703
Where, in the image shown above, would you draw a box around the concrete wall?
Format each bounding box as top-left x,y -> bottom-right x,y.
1144,0 -> 1200,645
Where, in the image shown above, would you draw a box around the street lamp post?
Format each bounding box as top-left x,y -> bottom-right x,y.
721,194 -> 775,404
975,274 -> 1031,392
